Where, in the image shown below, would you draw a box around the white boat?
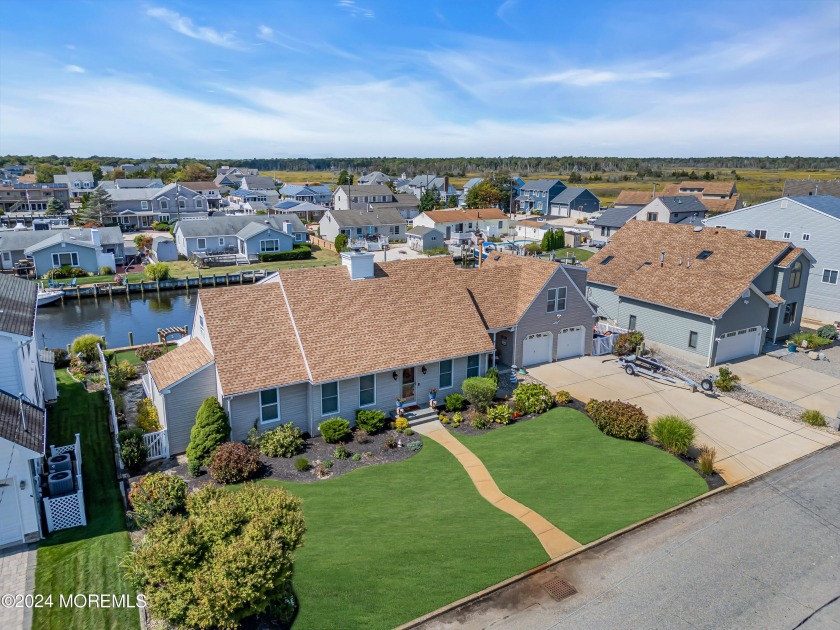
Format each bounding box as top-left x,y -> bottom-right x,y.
37,283 -> 63,306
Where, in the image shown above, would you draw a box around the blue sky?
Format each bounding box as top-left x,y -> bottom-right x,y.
1,0 -> 838,158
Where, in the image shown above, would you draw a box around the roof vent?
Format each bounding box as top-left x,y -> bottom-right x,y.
693,226 -> 703,232
600,255 -> 614,265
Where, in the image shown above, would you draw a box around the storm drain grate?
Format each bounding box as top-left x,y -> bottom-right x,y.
543,578 -> 577,601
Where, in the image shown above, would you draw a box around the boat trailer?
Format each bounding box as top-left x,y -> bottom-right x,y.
618,355 -> 715,392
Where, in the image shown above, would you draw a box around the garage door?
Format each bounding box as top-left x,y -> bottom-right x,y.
556,326 -> 586,360
716,327 -> 761,363
522,332 -> 552,367
0,481 -> 23,547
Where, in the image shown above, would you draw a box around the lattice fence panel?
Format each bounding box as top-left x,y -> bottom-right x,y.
43,491 -> 86,532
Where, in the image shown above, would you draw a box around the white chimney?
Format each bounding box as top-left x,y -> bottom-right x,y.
91,228 -> 101,247
283,221 -> 293,234
341,250 -> 375,279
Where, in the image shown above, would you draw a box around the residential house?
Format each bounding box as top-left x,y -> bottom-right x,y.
23,228 -> 121,277
105,183 -> 207,228
593,207 -> 644,243
158,163 -> 180,170
0,184 -> 71,216
332,185 -> 395,210
704,196 -> 840,323
144,253 -> 596,453
783,179 -> 840,199
273,200 -> 327,223
515,218 -> 563,242
1,165 -> 27,177
632,196 -> 709,225
517,179 -> 567,214
214,166 -> 259,188
227,188 -> 280,212
173,215 -> 307,259
118,164 -> 143,174
366,193 -> 421,221
659,180 -> 744,214
179,181 -> 226,209
150,236 -> 178,262
412,208 -> 511,240
547,187 -> 601,218
459,177 -> 484,206
406,226 -> 445,252
400,175 -> 458,201
53,171 -> 96,201
584,221 -> 813,366
319,208 -> 407,243
613,190 -> 658,211
98,178 -> 164,190
357,171 -> 391,185
278,183 -> 332,205
239,176 -> 277,191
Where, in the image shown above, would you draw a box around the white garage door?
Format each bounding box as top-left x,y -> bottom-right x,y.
0,481 -> 23,547
522,332 -> 552,367
716,327 -> 761,363
556,326 -> 586,360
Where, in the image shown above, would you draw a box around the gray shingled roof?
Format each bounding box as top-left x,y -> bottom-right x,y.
235,222 -> 289,240
0,389 -> 45,453
551,187 -> 596,204
521,179 -> 564,192
327,208 -> 407,227
239,176 -> 276,190
1,227 -> 122,253
407,226 -> 442,237
336,184 -> 394,197
656,196 -> 709,215
175,214 -> 305,237
594,206 -> 640,229
0,274 -> 37,337
54,171 -> 94,184
783,180 -> 840,198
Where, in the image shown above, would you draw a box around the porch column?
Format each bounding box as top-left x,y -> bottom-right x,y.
491,332 -> 497,367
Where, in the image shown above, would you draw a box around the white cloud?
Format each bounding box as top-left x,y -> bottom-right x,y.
336,0 -> 374,19
525,69 -> 670,86
146,7 -> 241,49
64,65 -> 85,73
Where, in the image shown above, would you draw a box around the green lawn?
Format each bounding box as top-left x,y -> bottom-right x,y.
108,345 -> 172,365
454,409 -> 708,544
546,247 -> 593,262
34,372 -> 139,630
259,439 -> 547,630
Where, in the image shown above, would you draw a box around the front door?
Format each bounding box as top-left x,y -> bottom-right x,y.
402,367 -> 415,403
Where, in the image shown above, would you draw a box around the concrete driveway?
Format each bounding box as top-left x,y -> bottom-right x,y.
711,355 -> 840,419
527,356 -> 838,484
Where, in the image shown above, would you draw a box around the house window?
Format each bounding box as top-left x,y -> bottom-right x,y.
218,238 -> 225,246
295,233 -> 304,242
439,359 -> 453,389
195,198 -> 203,208
321,382 -> 339,415
789,261 -> 802,288
629,315 -> 637,329
356,227 -> 363,235
688,331 -> 698,348
197,238 -> 206,250
158,215 -> 170,223
140,201 -> 148,210
783,302 -> 797,325
178,199 -> 186,209
600,226 -> 608,237
498,221 -> 503,229
546,287 -> 567,313
359,374 -> 376,407
466,355 -> 480,378
822,269 -> 839,284
802,233 -> 810,241
783,231 -> 791,239
159,199 -> 168,210
199,315 -> 205,332
51,252 -> 79,267
260,388 -> 280,424
754,229 -> 767,239
260,239 -> 280,252
646,212 -> 658,222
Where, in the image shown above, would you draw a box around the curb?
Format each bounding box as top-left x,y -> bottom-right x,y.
397,440 -> 840,629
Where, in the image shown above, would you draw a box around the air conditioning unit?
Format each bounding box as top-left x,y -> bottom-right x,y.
47,453 -> 72,473
47,471 -> 74,496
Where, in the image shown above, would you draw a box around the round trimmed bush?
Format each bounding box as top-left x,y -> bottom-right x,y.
260,423 -> 304,458
462,377 -> 497,412
355,409 -> 386,434
128,472 -> 187,527
816,324 -> 838,340
319,418 -> 350,443
555,390 -> 571,405
208,442 -> 261,484
295,457 -> 309,472
513,383 -> 553,415
650,415 -> 695,455
587,399 -> 649,441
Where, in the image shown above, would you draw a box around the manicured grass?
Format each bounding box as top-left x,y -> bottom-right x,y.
107,346 -> 172,365
454,408 -> 708,544
541,247 -> 593,262
259,439 -> 547,629
34,372 -> 139,630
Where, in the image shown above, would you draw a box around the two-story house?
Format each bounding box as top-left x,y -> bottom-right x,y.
53,171 -> 96,201
547,187 -> 601,218
518,179 -> 567,214
105,183 -> 208,228
632,196 -> 708,225
0,184 -> 72,219
179,181 -> 227,210
332,185 -> 395,210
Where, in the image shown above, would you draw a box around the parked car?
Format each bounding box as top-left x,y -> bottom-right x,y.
586,212 -> 603,225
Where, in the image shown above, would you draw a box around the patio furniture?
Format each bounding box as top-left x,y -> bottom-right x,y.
69,278 -> 77,287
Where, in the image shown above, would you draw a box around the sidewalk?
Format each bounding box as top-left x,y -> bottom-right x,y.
0,544 -> 36,630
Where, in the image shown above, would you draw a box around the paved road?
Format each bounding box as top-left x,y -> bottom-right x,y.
423,444 -> 840,630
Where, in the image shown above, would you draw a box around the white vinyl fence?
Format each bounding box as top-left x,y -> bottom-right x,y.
592,322 -> 629,356
43,434 -> 87,532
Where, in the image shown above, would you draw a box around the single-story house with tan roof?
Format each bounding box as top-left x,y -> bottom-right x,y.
584,221 -> 815,366
412,208 -> 511,240
144,253 -> 597,452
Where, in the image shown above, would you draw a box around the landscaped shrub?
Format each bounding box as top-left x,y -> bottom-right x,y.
444,393 -> 466,412
334,233 -> 348,252
187,459 -> 201,477
99,265 -> 114,275
487,404 -> 513,425
134,234 -> 153,250
789,331 -> 831,349
404,428 -> 414,436
555,390 -> 571,405
295,457 -> 309,472
135,398 -> 161,433
471,414 -> 489,430
259,245 -> 312,262
816,324 -> 838,340
462,376 -> 497,412
697,445 -> 717,476
351,453 -> 362,461
394,417 -> 409,432
800,409 -> 827,427
118,428 -> 148,473
71,333 -> 105,363
587,399 -> 649,441
451,411 -> 463,427
128,472 -> 187,528
524,242 -> 542,254
152,221 -> 169,231
650,415 -> 695,456
260,423 -> 305,457
51,348 -> 70,369
333,445 -> 350,460
613,331 -> 645,356
355,409 -> 386,434
68,356 -> 96,378
45,265 -> 89,279
513,383 -> 554,415
122,484 -> 305,629
144,262 -> 170,281
407,440 -> 422,452
109,360 -> 137,391
485,366 -> 500,388
715,367 -> 741,392
186,397 -> 231,466
135,344 -> 164,362
319,418 -> 350,443
585,399 -> 600,415
208,442 -> 261,484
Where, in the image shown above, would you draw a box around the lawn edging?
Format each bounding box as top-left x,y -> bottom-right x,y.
397,441 -> 840,629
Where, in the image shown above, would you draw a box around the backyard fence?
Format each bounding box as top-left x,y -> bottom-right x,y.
592,322 -> 629,356
43,433 -> 87,532
143,429 -> 169,461
309,235 -> 336,251
97,344 -> 125,472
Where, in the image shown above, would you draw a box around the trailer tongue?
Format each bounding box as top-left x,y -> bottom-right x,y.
618,355 -> 715,393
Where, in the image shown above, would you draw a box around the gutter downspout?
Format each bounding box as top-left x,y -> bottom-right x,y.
772,303 -> 782,344
707,318 -> 717,368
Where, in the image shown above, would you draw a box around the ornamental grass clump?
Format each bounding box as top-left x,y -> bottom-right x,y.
71,334 -> 105,363
697,445 -> 717,476
800,409 -> 827,427
586,399 -> 649,441
650,415 -> 695,456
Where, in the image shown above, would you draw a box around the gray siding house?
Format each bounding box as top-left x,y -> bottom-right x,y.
548,187 -> 600,217
319,208 -> 406,242
406,226 -> 444,252
106,183 -> 207,228
0,227 -> 124,275
585,221 -> 813,366
704,196 -> 840,323
173,215 -> 306,259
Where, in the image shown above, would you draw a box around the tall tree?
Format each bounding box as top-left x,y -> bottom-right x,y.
45,197 -> 65,216
419,186 -> 441,212
35,163 -> 65,183
447,194 -> 458,207
179,163 -> 213,181
76,188 -> 111,225
72,160 -> 103,181
336,170 -> 353,186
465,179 -> 501,209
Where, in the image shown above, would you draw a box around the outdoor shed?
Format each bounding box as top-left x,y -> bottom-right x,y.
151,236 -> 178,262
406,226 -> 444,252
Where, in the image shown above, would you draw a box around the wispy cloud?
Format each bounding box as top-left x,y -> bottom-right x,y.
336,0 -> 374,18
64,64 -> 85,73
256,23 -> 359,59
496,0 -> 519,24
146,7 -> 241,49
525,69 -> 670,86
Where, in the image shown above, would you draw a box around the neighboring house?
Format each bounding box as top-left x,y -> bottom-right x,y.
1,227 -> 124,274
412,208 -> 511,240
459,177 -> 484,206
632,196 -> 708,225
179,181 -> 227,209
584,221 -> 813,366
400,175 -> 458,200
158,163 -> 179,170
357,171 -> 391,185
98,178 -> 164,190
406,226 -> 445,252
106,183 -> 207,228
173,215 -> 307,259
704,195 -> 840,323
515,219 -> 562,241
332,185 -> 395,210
659,180 -> 744,214
613,190 -> 658,211
273,200 -> 327,223
144,253 -> 596,453
593,207 -> 643,242
319,208 -> 407,243
239,176 -> 277,191
0,184 -> 71,215
279,184 -> 332,205
150,236 -> 178,262
227,188 -> 280,211
214,172 -> 242,188
53,171 -> 96,200
783,179 -> 840,199
217,166 -> 258,177
548,187 -> 601,218
518,179 -> 567,214
118,164 -> 142,174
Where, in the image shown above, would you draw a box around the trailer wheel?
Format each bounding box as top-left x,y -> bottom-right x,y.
625,364 -> 635,376
700,378 -> 714,392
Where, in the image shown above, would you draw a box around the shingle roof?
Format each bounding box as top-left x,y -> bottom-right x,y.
776,247 -> 809,267
179,181 -> 222,191
783,179 -> 840,198
0,389 -> 45,453
148,339 -> 214,390
789,195 -> 840,218
54,171 -> 94,184
521,179 -> 564,192
421,208 -> 508,224
593,207 -> 639,228
551,187 -> 596,204
0,275 -> 37,337
697,197 -> 741,213
239,176 -> 276,190
655,196 -> 709,215
326,208 -> 406,227
614,190 -> 657,206
675,180 -> 737,196
235,222 -> 284,240
406,226 -> 441,236
13,227 -> 123,255
335,184 -> 394,197
175,215 -> 304,237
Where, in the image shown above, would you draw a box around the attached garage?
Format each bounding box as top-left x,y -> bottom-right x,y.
556,326 -> 586,360
522,331 -> 553,367
716,327 -> 761,364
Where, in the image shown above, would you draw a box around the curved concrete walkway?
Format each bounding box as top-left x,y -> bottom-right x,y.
413,421 -> 581,559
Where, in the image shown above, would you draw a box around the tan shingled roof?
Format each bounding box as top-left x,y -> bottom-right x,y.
677,180 -> 737,196
422,208 -> 508,223
614,190 -> 657,206
584,221 -> 792,318
148,338 -> 213,390
776,247 -> 806,267
764,292 -> 785,304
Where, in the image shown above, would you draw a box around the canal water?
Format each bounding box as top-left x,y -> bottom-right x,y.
37,289 -> 198,350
